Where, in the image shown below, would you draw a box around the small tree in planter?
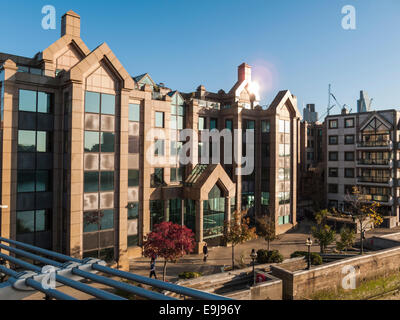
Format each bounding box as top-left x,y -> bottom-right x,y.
143,222 -> 195,282
223,210 -> 257,270
312,209 -> 336,253
336,228 -> 356,253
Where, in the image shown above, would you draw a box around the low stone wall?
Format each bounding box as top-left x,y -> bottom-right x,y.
364,232 -> 400,250
173,263 -> 285,300
271,246 -> 400,300
226,274 -> 282,300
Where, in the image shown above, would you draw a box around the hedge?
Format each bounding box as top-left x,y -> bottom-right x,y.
290,251 -> 322,265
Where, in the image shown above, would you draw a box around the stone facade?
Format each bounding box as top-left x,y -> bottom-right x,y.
0,10 -> 301,268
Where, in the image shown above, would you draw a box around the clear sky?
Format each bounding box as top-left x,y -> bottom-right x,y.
1,0 -> 400,119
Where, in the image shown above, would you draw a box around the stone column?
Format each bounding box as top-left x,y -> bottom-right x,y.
195,200 -> 204,253
0,59 -> 18,248
117,89 -> 130,271
225,196 -> 231,224
164,199 -> 169,222
181,199 -> 185,226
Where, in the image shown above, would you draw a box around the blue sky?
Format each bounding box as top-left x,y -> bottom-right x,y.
1,0 -> 400,119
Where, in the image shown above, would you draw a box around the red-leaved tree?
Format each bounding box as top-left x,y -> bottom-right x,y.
143,222 -> 195,281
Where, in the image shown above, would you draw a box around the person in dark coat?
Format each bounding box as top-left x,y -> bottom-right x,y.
203,243 -> 209,262
149,259 -> 157,279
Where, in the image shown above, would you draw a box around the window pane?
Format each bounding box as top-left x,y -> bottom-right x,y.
199,117 -> 205,130
225,120 -> 233,131
85,91 -> 100,113
101,133 -> 115,153
37,92 -> 51,113
128,202 -> 139,219
100,171 -> 114,191
155,112 -> 164,128
36,131 -> 48,153
17,211 -> 35,234
85,131 -> 100,152
18,130 -> 36,152
83,212 -> 99,233
101,210 -> 114,230
101,94 -> 115,115
129,104 -> 140,122
36,171 -> 50,192
17,171 -> 35,193
35,210 -> 48,232
84,172 -> 99,193
128,170 -> 139,187
19,90 -> 36,112
210,119 -> 217,130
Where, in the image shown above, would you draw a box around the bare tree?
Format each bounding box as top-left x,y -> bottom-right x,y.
344,186 -> 383,255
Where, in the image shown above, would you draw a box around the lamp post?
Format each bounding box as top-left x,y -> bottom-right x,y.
250,249 -> 257,286
306,238 -> 313,270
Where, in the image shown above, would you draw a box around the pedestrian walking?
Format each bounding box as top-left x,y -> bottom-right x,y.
149,259 -> 157,279
203,243 -> 209,262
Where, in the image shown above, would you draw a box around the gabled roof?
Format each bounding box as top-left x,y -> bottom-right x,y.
359,111 -> 393,131
68,42 -> 135,90
267,90 -> 301,118
184,164 -> 236,200
133,73 -> 157,87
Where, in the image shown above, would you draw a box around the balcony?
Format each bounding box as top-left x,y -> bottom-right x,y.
357,176 -> 393,186
357,159 -> 393,168
362,195 -> 393,206
356,141 -> 393,150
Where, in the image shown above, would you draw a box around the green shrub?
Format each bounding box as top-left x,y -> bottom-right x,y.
256,250 -> 284,264
290,251 -> 322,265
178,272 -> 203,279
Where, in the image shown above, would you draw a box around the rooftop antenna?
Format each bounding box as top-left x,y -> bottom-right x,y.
327,84 -> 335,116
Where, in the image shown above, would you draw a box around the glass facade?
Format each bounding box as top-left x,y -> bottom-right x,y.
150,200 -> 164,231
184,199 -> 196,233
85,91 -> 115,115
169,199 -> 182,225
203,185 -> 225,239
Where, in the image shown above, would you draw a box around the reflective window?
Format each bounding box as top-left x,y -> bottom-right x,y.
37,92 -> 51,113
225,119 -> 233,131
155,112 -> 164,128
101,132 -> 115,153
129,104 -> 140,122
154,139 -> 164,156
170,167 -> 184,183
101,210 -> 114,230
17,210 -> 50,234
150,200 -> 164,231
19,90 -> 36,112
210,118 -> 218,130
18,131 -> 50,153
198,117 -> 205,130
84,172 -> 99,193
18,130 -> 36,152
85,91 -> 101,113
83,210 -> 114,233
128,170 -> 139,187
261,120 -> 270,133
100,172 -> 114,191
128,202 -> 139,220
16,211 -> 35,234
85,131 -> 100,152
101,94 -> 115,115
151,168 -> 164,187
170,141 -> 182,156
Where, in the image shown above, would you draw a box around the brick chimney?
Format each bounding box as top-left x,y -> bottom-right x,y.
61,10 -> 81,38
238,63 -> 251,83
